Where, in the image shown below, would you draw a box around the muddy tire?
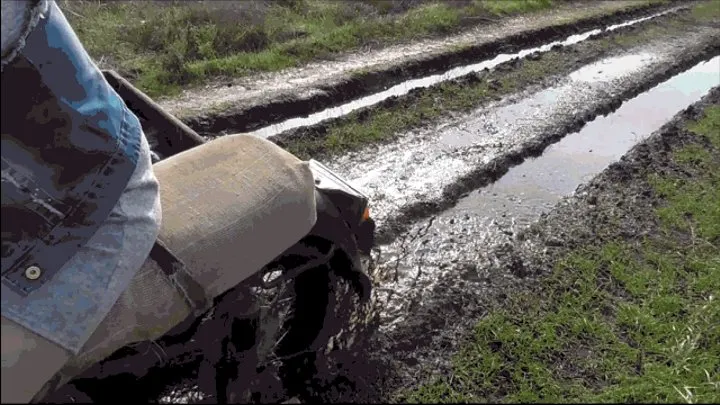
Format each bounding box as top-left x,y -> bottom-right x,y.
273,254 -> 372,401
41,237 -> 370,404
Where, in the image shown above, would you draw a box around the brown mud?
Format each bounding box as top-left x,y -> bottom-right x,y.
173,1 -> 681,137
310,86 -> 720,404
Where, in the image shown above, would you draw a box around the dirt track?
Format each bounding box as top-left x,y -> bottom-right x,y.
362,86 -> 720,403
330,19 -> 719,243
46,1 -> 720,403
165,3 -> 720,402
282,4 -> 720,402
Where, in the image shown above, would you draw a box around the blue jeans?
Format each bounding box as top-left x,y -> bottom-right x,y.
1,133 -> 160,403
1,133 -> 161,354
1,0 -> 161,355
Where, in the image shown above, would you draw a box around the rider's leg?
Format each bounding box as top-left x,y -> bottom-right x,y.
1,134 -> 161,403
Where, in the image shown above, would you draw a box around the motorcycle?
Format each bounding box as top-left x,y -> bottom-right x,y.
40,71 -> 376,403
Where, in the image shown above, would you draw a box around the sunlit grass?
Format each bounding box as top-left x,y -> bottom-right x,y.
398,100 -> 720,403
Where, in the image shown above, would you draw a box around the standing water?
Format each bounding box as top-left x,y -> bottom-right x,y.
373,55 -> 720,330
448,55 -> 720,227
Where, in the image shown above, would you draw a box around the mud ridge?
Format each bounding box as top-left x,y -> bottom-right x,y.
183,1 -> 681,138
373,41 -> 720,245
348,85 -> 720,404
269,5 -> 693,157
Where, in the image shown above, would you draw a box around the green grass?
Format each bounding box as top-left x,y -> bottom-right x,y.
61,0 -> 569,97
688,105 -> 720,148
477,0 -> 556,15
397,103 -> 720,403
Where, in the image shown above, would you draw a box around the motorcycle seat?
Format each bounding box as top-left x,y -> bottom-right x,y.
152,133 -> 317,297
61,133 -> 317,378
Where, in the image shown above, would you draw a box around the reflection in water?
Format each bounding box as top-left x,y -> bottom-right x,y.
450,56 -> 720,228
569,52 -> 658,82
331,49 -> 716,228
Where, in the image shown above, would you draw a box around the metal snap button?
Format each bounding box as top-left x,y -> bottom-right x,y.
25,266 -> 42,280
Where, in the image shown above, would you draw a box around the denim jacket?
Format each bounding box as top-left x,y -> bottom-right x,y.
1,0 -> 142,296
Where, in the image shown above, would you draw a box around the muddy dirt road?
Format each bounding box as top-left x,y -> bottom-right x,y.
364,54 -> 718,329
290,3 -> 719,402
164,2 -> 718,402
247,6 -> 680,141
53,1 -> 720,403
388,86 -> 720,404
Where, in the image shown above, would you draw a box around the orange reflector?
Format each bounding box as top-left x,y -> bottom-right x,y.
362,207 -> 371,221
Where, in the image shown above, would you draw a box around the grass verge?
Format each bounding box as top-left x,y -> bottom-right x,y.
396,101 -> 720,403
61,0 -> 566,98
281,4 -> 716,160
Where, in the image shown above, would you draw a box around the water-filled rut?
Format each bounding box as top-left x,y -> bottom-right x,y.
171,1 -> 684,137
369,55 -> 719,331
331,39 -> 716,227
447,56 -> 719,228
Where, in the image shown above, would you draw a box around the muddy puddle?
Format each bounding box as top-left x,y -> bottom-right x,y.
437,53 -> 660,149
369,55 -> 719,330
247,8 -> 678,140
447,55 -> 719,229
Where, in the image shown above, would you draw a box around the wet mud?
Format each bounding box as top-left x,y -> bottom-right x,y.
369,39 -> 719,245
454,56 -> 718,227
92,28 -> 718,405
241,39 -> 720,400
368,55 -> 719,337
286,47 -> 720,403
171,1 -> 682,137
353,86 -> 720,403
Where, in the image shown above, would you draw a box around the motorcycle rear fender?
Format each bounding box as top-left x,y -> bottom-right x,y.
304,161 -> 375,302
308,159 -> 374,255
